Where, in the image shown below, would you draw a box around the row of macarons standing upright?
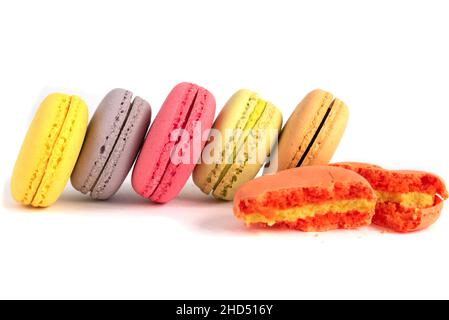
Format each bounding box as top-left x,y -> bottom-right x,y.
11,83 -> 349,207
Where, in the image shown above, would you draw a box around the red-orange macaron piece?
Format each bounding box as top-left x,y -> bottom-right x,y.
233,166 -> 377,232
332,162 -> 448,232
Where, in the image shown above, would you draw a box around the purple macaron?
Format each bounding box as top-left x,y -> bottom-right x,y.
71,89 -> 151,199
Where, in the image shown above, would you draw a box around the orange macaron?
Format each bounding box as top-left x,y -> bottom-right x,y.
234,165 -> 377,232
267,89 -> 349,174
332,162 -> 448,232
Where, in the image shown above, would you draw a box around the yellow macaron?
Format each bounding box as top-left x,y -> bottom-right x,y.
11,93 -> 88,207
193,89 -> 282,200
267,89 -> 348,173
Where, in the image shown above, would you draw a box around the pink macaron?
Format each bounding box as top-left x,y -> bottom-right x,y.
132,82 -> 216,203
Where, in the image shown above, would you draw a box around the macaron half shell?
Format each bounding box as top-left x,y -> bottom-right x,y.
331,162 -> 448,232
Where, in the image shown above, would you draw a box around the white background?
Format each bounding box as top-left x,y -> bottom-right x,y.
1,0 -> 448,299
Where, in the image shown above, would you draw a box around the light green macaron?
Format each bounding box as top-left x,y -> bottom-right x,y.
193,89 -> 282,200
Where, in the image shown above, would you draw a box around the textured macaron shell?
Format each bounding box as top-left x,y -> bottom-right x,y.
193,90 -> 262,195
300,98 -> 348,166
212,102 -> 282,200
91,96 -> 151,199
71,89 -> 151,199
71,89 -> 132,194
414,199 -> 444,232
331,162 -> 383,170
331,163 -> 448,197
235,165 -> 374,201
132,82 -> 216,203
132,83 -> 198,198
374,198 -> 444,233
192,90 -> 283,200
11,93 -> 88,207
272,89 -> 333,172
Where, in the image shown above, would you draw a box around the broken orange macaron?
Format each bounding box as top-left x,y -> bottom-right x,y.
233,166 -> 376,232
332,162 -> 448,232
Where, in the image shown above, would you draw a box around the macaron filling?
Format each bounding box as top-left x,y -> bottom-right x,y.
237,180 -> 374,211
242,199 -> 376,226
375,191 -> 434,208
236,186 -> 376,231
